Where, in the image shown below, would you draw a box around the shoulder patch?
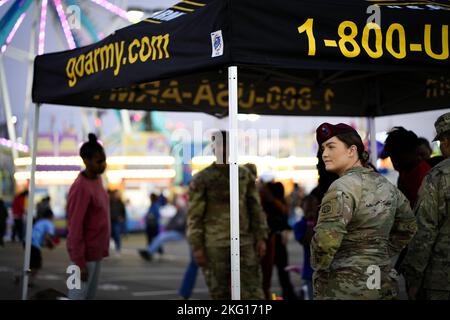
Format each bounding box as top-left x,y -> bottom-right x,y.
189,180 -> 197,191
321,204 -> 332,214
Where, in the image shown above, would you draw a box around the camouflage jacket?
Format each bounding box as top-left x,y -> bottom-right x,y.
187,163 -> 269,250
401,157 -> 450,291
311,166 -> 417,277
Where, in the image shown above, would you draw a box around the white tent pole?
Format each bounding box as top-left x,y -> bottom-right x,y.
368,117 -> 377,167
228,66 -> 240,300
0,56 -> 19,166
120,110 -> 132,133
21,103 -> 40,300
22,0 -> 41,144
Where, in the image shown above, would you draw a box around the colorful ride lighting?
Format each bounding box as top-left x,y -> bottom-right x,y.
38,0 -> 48,55
106,169 -> 176,180
106,156 -> 175,166
191,156 -> 216,166
127,10 -> 144,23
90,0 -> 128,20
191,156 -> 318,168
275,156 -> 318,167
0,0 -> 12,8
1,12 -> 26,54
15,156 -> 80,166
14,170 -> 79,181
15,169 -> 176,182
14,156 -> 176,167
191,169 -> 319,181
275,169 -> 318,181
0,138 -> 29,153
52,0 -> 76,49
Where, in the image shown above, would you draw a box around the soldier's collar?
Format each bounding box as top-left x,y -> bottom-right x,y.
212,162 -> 229,169
343,166 -> 372,175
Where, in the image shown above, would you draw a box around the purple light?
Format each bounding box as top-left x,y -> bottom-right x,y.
0,138 -> 30,153
52,0 -> 76,49
0,0 -> 12,8
1,12 -> 26,53
90,0 -> 128,20
38,0 -> 48,55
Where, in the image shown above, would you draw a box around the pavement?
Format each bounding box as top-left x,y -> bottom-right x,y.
0,233 -> 304,300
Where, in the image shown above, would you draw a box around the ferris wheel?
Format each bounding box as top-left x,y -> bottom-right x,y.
0,0 -> 155,161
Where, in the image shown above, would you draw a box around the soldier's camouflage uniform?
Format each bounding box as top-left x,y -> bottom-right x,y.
401,158 -> 450,300
187,163 -> 268,299
311,166 -> 417,300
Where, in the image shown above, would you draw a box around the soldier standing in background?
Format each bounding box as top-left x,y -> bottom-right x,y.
187,130 -> 268,299
311,123 -> 417,300
401,112 -> 450,300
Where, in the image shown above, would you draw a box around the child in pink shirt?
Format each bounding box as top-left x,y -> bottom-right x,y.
66,133 -> 110,300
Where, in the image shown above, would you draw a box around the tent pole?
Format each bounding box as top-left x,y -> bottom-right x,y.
368,117 -> 377,167
21,103 -> 40,300
0,56 -> 19,167
228,66 -> 241,300
21,0 -> 40,144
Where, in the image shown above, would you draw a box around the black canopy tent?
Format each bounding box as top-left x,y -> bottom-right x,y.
33,0 -> 449,117
25,0 -> 450,299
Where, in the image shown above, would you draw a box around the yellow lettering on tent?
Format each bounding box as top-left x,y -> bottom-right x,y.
85,51 -> 94,75
128,39 -> 140,64
75,54 -> 85,78
114,41 -> 125,76
94,48 -> 100,72
267,86 -> 281,110
362,23 -> 383,58
324,89 -> 335,111
298,18 -> 316,56
386,23 -> 406,59
100,44 -> 114,70
66,58 -> 77,87
424,24 -> 449,60
140,37 -> 152,62
216,83 -> 228,108
161,81 -> 183,103
151,34 -> 170,60
297,87 -> 312,111
239,85 -> 255,109
193,81 -> 216,106
282,87 -> 296,110
338,21 -> 361,58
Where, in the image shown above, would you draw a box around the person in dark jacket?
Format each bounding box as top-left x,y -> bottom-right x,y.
260,176 -> 298,300
109,190 -> 126,255
0,198 -> 8,247
139,195 -> 187,261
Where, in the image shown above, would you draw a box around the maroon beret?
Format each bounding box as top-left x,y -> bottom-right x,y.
316,123 -> 357,145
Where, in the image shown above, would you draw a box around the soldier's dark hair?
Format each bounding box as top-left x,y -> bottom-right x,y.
417,137 -> 432,154
383,127 -> 419,156
79,133 -> 104,159
335,131 -> 370,166
441,130 -> 450,141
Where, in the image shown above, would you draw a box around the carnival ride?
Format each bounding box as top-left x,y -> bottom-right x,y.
0,0 -> 169,161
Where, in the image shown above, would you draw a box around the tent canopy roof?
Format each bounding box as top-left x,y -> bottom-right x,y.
32,0 -> 450,117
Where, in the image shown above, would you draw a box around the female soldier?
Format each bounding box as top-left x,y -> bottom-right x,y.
311,123 -> 417,300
